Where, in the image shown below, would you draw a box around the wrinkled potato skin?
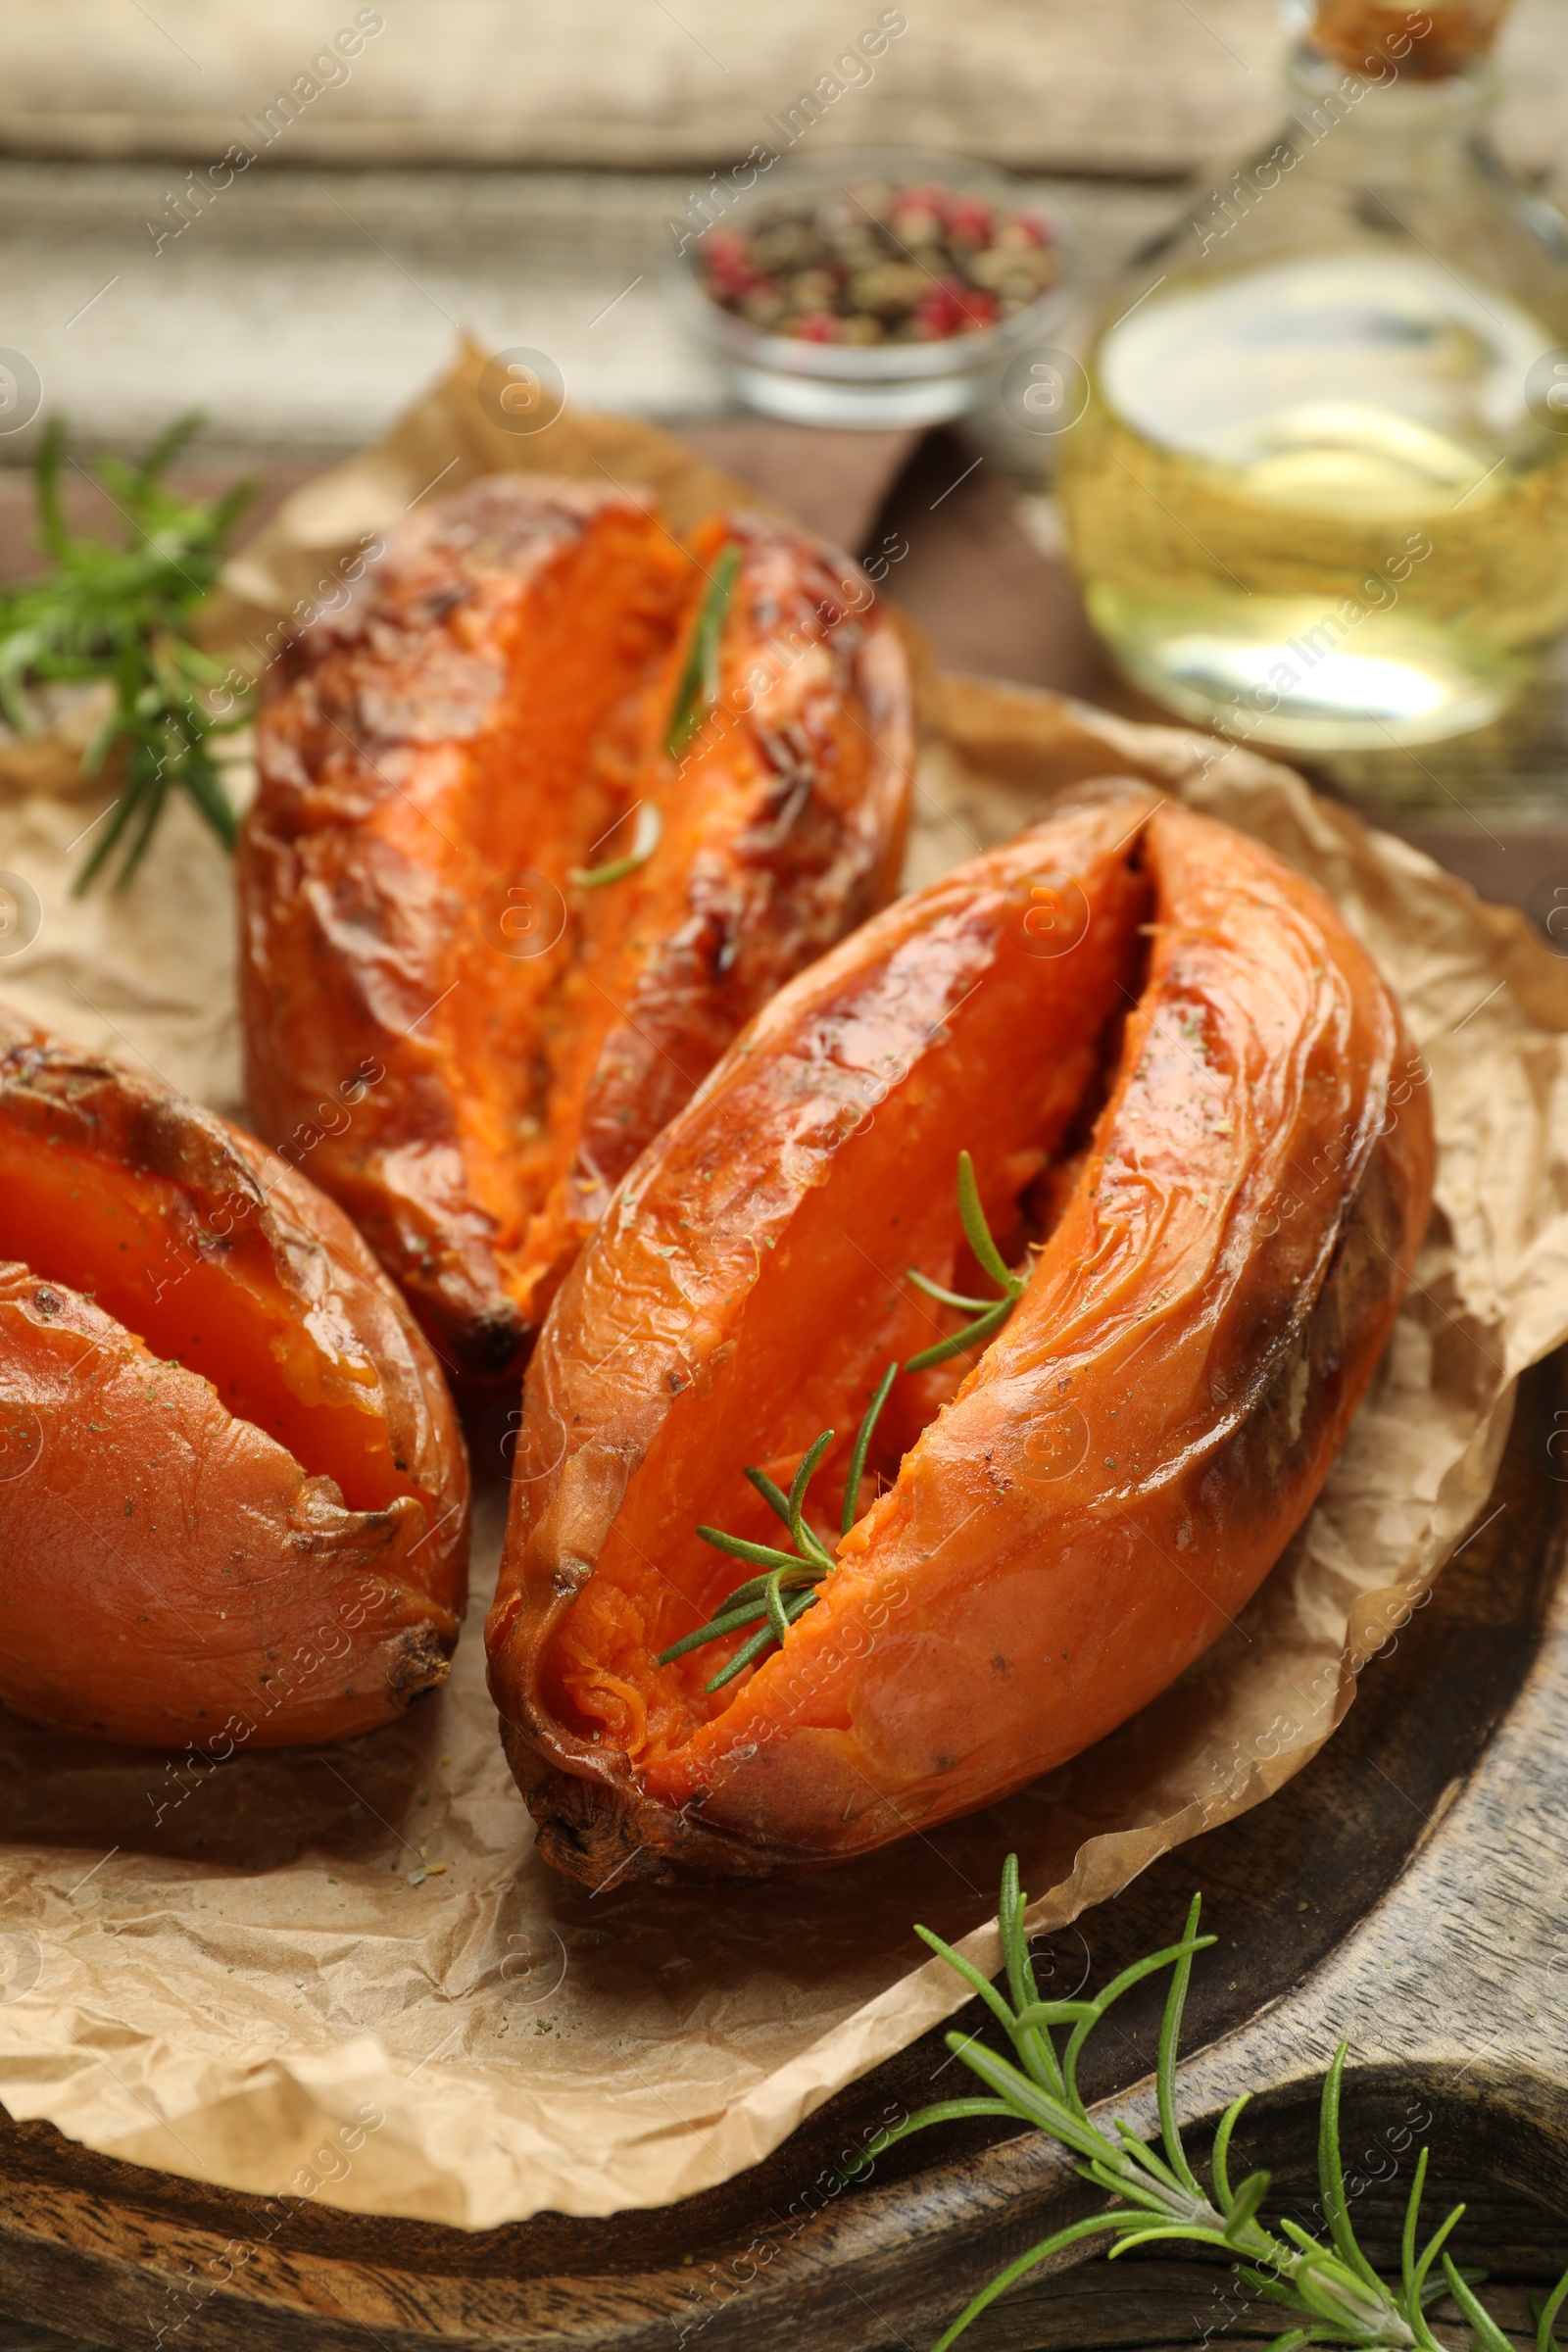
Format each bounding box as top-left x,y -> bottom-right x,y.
0,1012 -> 468,1748
487,789 -> 1435,1885
240,476 -> 912,1384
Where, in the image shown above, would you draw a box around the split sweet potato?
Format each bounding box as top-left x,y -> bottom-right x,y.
486,784 -> 1435,1884
240,474 -> 912,1384
0,1011 -> 467,1748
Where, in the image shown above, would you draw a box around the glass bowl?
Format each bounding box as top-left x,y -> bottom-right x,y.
666,147 -> 1074,430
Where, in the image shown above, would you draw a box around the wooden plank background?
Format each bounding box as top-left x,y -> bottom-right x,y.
0,162 -> 1177,454
0,0 -> 1564,179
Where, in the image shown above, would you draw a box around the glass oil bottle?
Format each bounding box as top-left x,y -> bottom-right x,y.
1056,0 -> 1568,751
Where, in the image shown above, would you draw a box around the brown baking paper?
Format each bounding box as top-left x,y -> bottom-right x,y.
1,349 -> 1567,2228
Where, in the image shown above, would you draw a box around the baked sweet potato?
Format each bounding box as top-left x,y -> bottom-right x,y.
240,474 -> 912,1384
486,784 -> 1435,1884
0,1011 -> 467,1748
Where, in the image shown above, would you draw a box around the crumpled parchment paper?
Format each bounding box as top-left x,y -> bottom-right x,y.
0,348 -> 1566,2229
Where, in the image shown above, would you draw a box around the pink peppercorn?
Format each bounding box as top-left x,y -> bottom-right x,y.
914,278 -> 999,339
943,195 -> 995,245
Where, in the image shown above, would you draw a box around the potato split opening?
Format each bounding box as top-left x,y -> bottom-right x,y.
491,793 -> 1434,1882
437,507 -> 697,1323
247,479 -> 914,1386
543,833 -> 1153,1762
0,1120 -> 414,1515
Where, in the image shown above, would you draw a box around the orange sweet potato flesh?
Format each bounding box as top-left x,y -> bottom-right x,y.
0,1012 -> 468,1748
486,785 -> 1435,1885
240,475 -> 912,1384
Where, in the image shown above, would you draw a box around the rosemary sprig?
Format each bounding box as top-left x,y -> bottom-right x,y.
661,1152 -> 1032,1686
657,1358 -> 898,1692
851,1855 -> 1567,2352
0,413 -> 255,892
568,799 -> 662,889
905,1150 -> 1029,1374
664,541 -> 741,758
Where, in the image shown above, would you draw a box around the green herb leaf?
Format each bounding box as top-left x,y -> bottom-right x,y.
1316,2043 -> 1387,2297
1222,2170 -> 1272,2242
841,2097 -> 1018,2183
664,542 -> 741,759
929,2217 -> 1133,2352
568,799 -> 662,889
1538,2271 -> 1568,2352
1442,2255 -> 1516,2352
906,1150 -> 1029,1375
656,1358 -> 897,1688
1210,2090 -> 1251,2214
1155,1891 -> 1205,2200
842,1357 -> 898,1537
0,411 -> 256,893
957,1146 -> 1018,1294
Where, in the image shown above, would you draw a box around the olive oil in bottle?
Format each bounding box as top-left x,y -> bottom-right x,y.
1057,0 -> 1568,750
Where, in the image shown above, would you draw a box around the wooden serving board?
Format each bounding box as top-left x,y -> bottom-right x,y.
0,1357 -> 1564,2351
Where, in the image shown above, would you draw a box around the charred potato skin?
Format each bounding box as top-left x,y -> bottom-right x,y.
557,516 -> 913,1240
239,477 -> 621,1385
0,1010 -> 469,1748
488,788 -> 1155,1880
488,793 -> 1435,1886
240,480 -> 913,1386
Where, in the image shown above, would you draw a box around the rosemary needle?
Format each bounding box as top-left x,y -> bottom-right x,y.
906,1150 -> 1030,1374
568,800 -> 662,889
842,1357 -> 898,1538
0,412 -> 256,894
658,1359 -> 898,1691
664,542 -> 741,758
